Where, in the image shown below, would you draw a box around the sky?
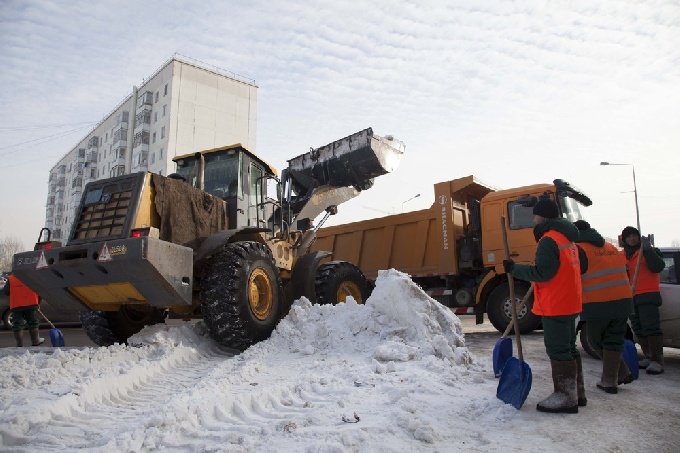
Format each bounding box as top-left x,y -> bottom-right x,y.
1,0 -> 679,250
1,269 -> 678,452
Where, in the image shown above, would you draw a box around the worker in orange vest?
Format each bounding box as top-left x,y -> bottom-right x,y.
504,198 -> 587,414
620,226 -> 666,374
3,274 -> 44,347
574,220 -> 634,393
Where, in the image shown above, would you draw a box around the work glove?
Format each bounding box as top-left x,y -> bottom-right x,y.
641,237 -> 653,251
503,259 -> 515,273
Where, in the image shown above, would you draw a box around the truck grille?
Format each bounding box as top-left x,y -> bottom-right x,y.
68,172 -> 146,245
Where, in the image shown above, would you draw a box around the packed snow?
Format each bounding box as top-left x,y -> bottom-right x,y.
0,269 -> 678,452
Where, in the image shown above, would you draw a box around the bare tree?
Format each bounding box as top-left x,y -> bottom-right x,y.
0,236 -> 25,272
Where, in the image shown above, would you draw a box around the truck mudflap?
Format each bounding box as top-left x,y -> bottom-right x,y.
287,127 -> 405,191
12,237 -> 193,311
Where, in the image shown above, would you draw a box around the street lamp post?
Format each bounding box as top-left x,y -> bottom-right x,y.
600,161 -> 643,292
402,194 -> 420,212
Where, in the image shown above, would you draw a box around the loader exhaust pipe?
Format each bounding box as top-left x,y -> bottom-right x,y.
195,152 -> 205,191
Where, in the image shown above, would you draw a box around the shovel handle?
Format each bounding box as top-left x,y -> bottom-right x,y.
501,284 -> 534,338
37,308 -> 56,329
501,216 -> 524,361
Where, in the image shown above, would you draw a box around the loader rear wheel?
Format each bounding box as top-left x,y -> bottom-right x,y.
315,261 -> 368,305
80,307 -> 165,346
201,241 -> 284,350
486,281 -> 540,335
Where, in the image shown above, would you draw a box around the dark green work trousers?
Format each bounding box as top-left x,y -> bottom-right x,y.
542,314 -> 580,361
586,317 -> 628,352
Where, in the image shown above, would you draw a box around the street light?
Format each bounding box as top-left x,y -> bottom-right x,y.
600,161 -> 643,291
402,193 -> 420,212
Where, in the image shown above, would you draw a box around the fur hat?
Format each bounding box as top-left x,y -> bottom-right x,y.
573,220 -> 591,231
621,226 -> 639,240
532,198 -> 559,219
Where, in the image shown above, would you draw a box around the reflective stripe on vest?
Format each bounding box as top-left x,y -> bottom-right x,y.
8,275 -> 40,310
532,230 -> 582,316
579,242 -> 632,304
625,249 -> 660,295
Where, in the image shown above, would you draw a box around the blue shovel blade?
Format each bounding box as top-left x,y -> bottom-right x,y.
493,337 -> 513,378
497,357 -> 532,410
622,339 -> 639,380
49,328 -> 65,347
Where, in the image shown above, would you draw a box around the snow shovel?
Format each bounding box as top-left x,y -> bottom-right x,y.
492,284 -> 534,377
622,339 -> 640,380
496,215 -> 532,409
37,309 -> 65,347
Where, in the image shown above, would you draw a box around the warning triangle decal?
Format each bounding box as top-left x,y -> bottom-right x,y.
98,243 -> 112,262
35,251 -> 48,270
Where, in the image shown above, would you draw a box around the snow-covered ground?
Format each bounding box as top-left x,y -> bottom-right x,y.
0,269 -> 678,452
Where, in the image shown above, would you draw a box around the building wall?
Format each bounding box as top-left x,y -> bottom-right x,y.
45,56 -> 257,241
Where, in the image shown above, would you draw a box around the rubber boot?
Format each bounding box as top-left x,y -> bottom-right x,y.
537,359 -> 578,414
646,335 -> 664,375
29,328 -> 45,346
618,357 -> 633,385
637,336 -> 651,369
575,356 -> 587,407
13,330 -> 24,347
597,349 -> 621,394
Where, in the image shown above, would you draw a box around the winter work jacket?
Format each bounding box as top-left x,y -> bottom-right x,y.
623,247 -> 664,296
7,275 -> 40,310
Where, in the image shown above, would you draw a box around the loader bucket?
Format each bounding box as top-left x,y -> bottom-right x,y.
287,128 -> 405,191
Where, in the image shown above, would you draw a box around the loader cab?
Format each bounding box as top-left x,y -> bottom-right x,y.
173,144 -> 280,230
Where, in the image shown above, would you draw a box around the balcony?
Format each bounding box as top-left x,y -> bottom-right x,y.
58,165 -> 66,175
116,111 -> 129,125
88,136 -> 99,149
109,165 -> 126,177
87,150 -> 98,163
56,177 -> 66,187
136,92 -> 153,109
132,150 -> 148,170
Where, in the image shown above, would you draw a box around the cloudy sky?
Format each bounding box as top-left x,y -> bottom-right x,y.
1,0 -> 679,250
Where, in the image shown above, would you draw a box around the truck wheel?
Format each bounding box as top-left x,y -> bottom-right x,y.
201,241 -> 283,350
315,261 -> 368,305
486,281 -> 540,334
80,307 -> 165,346
2,309 -> 12,330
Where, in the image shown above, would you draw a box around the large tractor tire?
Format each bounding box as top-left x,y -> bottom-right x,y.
80,306 -> 165,346
486,281 -> 540,335
315,261 -> 369,305
200,241 -> 284,350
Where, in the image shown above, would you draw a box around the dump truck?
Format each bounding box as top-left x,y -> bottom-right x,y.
12,128 -> 405,349
311,175 -> 593,334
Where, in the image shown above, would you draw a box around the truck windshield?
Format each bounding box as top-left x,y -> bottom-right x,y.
558,195 -> 585,223
175,152 -> 241,198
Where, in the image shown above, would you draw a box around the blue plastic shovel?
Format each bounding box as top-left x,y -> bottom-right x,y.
622,338 -> 640,380
496,216 -> 532,409
37,309 -> 65,347
493,285 -> 534,377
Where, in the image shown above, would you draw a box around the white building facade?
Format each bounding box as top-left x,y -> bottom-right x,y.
46,56 -> 257,241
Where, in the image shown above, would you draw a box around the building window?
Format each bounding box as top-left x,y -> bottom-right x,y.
164,84 -> 168,96
161,126 -> 165,139
159,169 -> 163,176
154,112 -> 158,123
151,153 -> 156,164
155,91 -> 159,103
160,148 -> 163,159
163,105 -> 167,117
152,132 -> 156,144
105,132 -> 108,142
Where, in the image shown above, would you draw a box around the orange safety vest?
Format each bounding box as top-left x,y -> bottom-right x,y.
532,230 -> 582,316
624,248 -> 660,295
8,275 -> 40,310
579,242 -> 631,303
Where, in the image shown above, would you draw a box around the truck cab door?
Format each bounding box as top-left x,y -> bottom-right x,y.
248,163 -> 267,228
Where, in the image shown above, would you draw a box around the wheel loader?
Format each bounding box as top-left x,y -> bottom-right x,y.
12,127 -> 405,349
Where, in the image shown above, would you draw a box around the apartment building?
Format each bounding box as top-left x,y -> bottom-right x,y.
45,55 -> 257,241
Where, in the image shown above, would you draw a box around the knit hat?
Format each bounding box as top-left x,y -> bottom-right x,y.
573,220 -> 591,231
621,226 -> 639,240
532,198 -> 559,219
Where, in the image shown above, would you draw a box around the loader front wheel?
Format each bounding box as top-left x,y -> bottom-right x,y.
315,261 -> 369,305
201,241 -> 284,350
80,307 -> 165,346
486,281 -> 540,335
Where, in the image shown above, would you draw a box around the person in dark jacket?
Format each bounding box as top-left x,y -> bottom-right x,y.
574,220 -> 634,393
4,273 -> 44,347
620,226 -> 666,374
504,198 -> 587,414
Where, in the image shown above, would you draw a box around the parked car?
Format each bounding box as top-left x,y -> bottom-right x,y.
1,293 -> 82,330
579,246 -> 680,358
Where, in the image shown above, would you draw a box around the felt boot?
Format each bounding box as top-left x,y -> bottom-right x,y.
537,359 -> 578,414
596,349 -> 621,394
637,336 -> 651,369
618,357 -> 633,385
575,356 -> 587,407
29,328 -> 45,346
646,335 -> 664,375
13,330 -> 24,347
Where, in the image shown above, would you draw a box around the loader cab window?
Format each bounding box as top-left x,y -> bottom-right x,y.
558,195 -> 585,223
508,201 -> 534,230
174,151 -> 241,199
